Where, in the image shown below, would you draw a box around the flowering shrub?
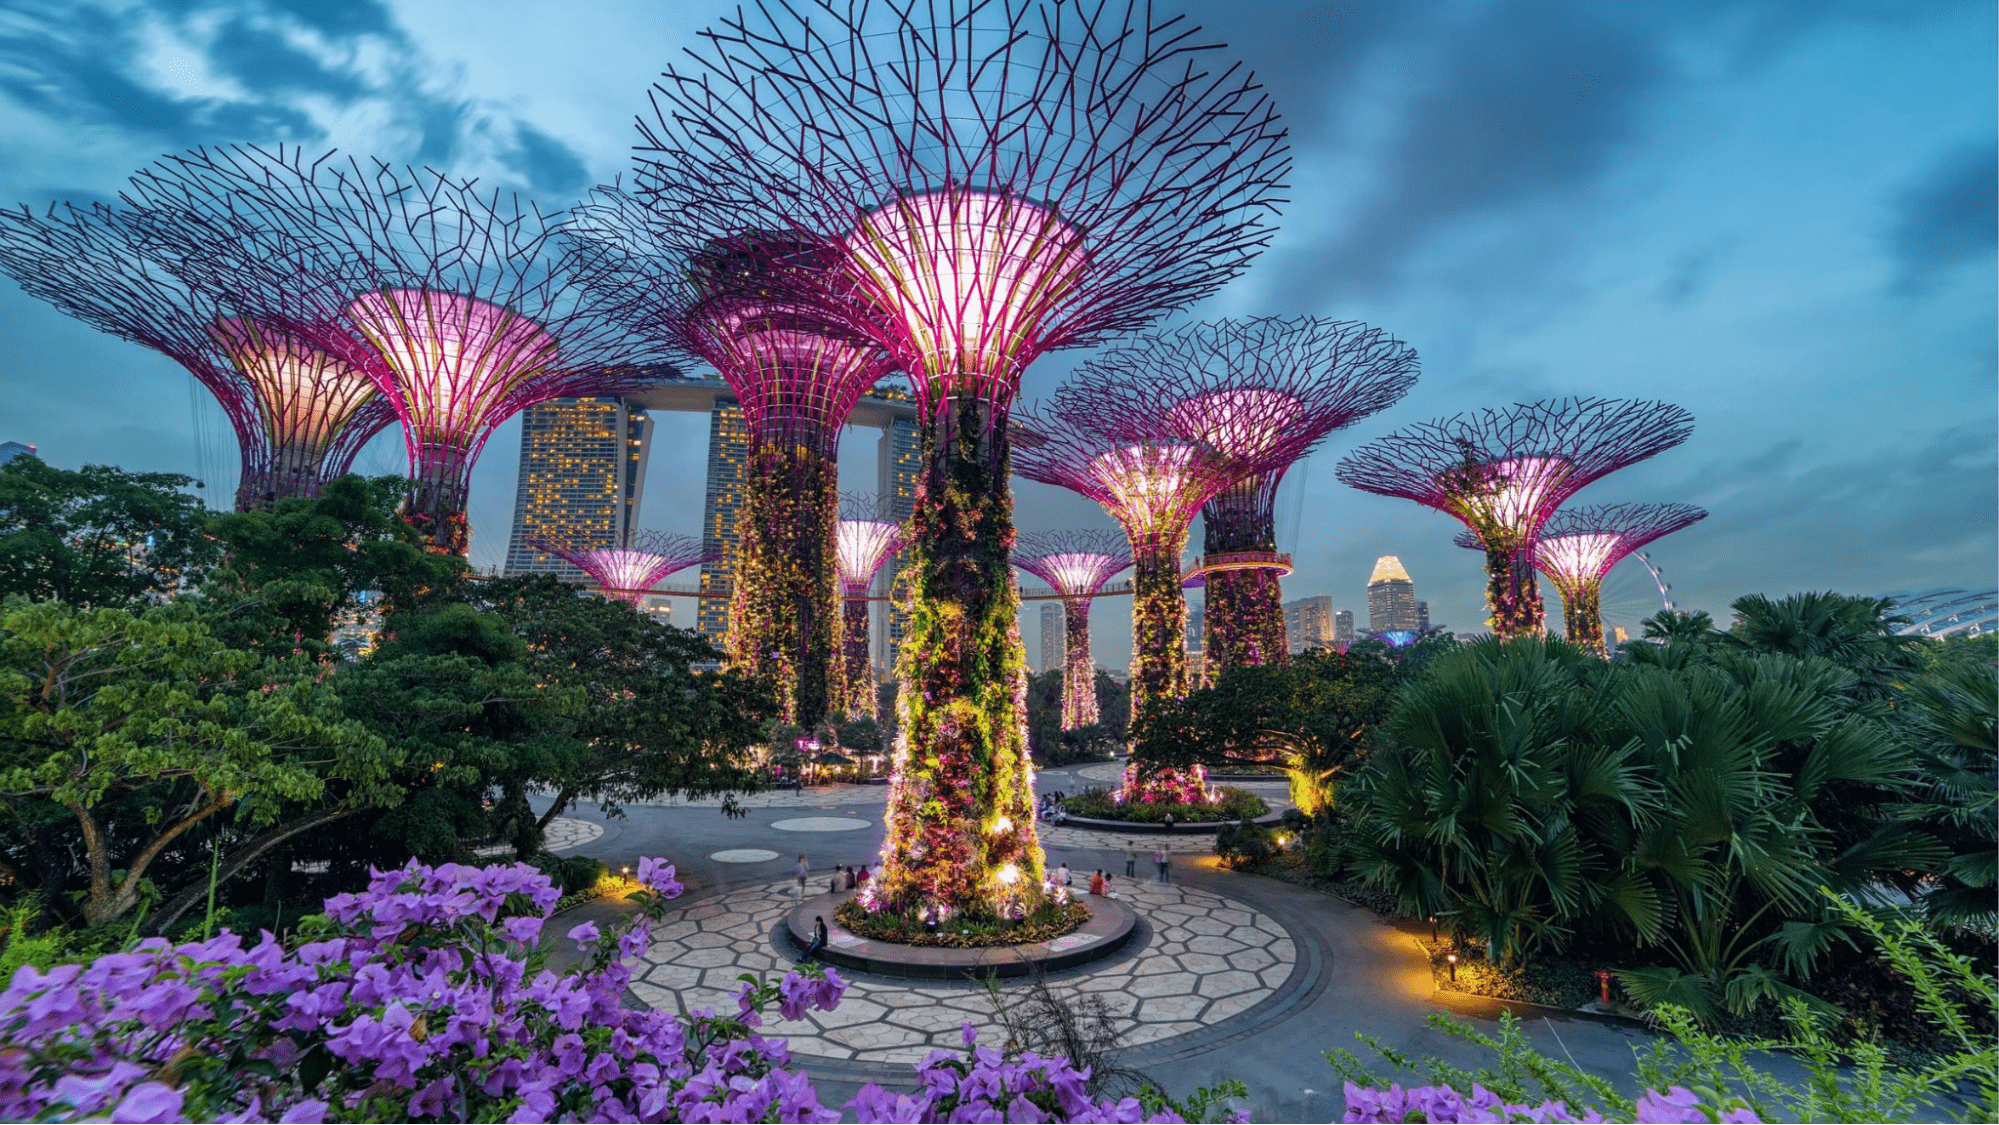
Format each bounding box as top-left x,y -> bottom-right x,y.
1069,780 -> 1266,822
1341,1082 -> 1758,1123
853,1027 -> 1191,1123
836,896 -> 1088,948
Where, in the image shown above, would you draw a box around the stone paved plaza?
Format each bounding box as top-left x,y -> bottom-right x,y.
469,816 -> 602,859
629,877 -> 1297,1064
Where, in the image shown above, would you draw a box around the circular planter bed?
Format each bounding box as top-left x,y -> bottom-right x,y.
785,891 -> 1137,979
1057,809 -> 1288,834
1060,785 -> 1270,828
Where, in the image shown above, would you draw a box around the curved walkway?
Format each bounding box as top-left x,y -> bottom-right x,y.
544,761 -> 1659,1121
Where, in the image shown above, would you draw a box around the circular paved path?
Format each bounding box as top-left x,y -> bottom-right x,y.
629,877 -> 1295,1064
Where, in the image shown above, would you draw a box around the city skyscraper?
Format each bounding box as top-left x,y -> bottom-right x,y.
1417,600 -> 1430,634
1334,609 -> 1355,646
697,399 -> 750,640
1368,555 -> 1422,633
503,398 -> 653,578
1186,605 -> 1204,681
874,411 -> 921,670
1039,602 -> 1063,675
1283,595 -> 1336,653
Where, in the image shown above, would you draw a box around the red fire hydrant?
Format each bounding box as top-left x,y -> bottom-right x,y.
1595,969 -> 1612,1005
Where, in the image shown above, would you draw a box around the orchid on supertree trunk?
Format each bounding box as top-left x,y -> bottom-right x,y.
628,0 -> 1289,916
1013,529 -> 1132,729
125,146 -> 668,553
834,494 -> 908,721
0,199 -> 396,511
1455,503 -> 1706,656
1013,396 -> 1258,804
531,530 -> 715,608
1337,399 -> 1695,638
1088,318 -> 1419,678
562,197 -> 896,727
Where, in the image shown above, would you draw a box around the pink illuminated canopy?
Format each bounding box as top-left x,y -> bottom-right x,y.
1167,388 -> 1305,461
537,531 -> 714,606
835,518 -> 906,596
1536,533 -> 1622,582
345,289 -> 559,449
845,187 -> 1086,412
1037,553 -> 1128,597
209,316 -> 385,460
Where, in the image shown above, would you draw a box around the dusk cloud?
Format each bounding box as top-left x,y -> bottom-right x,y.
1886,140 -> 1997,295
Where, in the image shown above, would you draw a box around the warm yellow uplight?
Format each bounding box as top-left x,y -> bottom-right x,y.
997,864 -> 1021,885
992,816 -> 1013,834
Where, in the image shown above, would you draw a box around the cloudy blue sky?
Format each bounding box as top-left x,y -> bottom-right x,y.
0,0 -> 1991,665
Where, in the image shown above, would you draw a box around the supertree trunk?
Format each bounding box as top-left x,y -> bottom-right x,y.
1553,576 -> 1605,658
876,396 -> 1041,916
1060,598 -> 1098,729
725,443 -> 843,726
1128,532 -> 1190,722
406,445 -> 474,555
839,595 -> 875,720
1482,540 -> 1545,639
1204,568 -> 1288,676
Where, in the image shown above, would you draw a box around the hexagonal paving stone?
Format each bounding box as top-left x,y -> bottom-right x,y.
1196,970 -> 1261,999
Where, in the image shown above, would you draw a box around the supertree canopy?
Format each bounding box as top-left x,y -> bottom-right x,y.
834,494 -> 909,722
0,200 -> 396,511
1013,529 -> 1132,730
1455,502 -> 1706,656
533,530 -> 715,607
1336,398 -> 1695,639
626,0 -> 1288,917
1087,317 -> 1419,676
123,145 -> 663,554
1014,391 -> 1261,804
562,190 -> 897,730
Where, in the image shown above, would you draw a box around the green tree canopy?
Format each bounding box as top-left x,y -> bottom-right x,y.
0,456 -> 219,608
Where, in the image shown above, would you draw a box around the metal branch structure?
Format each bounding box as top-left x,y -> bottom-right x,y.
1014,391 -> 1259,803
1455,502 -> 1706,656
835,494 -> 909,721
123,145 -> 666,553
0,200 -> 397,510
628,0 -> 1289,916
533,530 -> 716,607
1013,529 -> 1132,729
1087,317 -> 1418,676
562,188 -> 900,729
1336,399 -> 1695,638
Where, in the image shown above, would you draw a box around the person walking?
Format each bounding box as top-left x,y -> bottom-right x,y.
1154,845 -> 1169,883
803,915 -> 828,960
1124,842 -> 1137,878
794,853 -> 809,900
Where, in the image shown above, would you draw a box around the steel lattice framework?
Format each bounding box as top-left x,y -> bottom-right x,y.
1088,317 -> 1418,674
532,530 -> 716,607
626,0 -> 1289,916
0,200 -> 397,510
1458,502 -> 1706,656
124,145 -> 666,554
834,494 -> 908,721
1013,528 -> 1132,729
563,190 -> 897,729
1336,398 -> 1694,638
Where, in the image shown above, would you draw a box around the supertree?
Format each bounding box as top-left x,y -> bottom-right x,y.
1453,502 -> 1706,656
1336,399 -> 1695,638
1012,529 -> 1132,730
561,190 -> 898,728
834,494 -> 908,722
532,530 -> 716,608
1082,318 -> 1419,677
1013,393 -> 1262,804
626,0 -> 1288,915
0,199 -> 397,510
123,145 -> 664,554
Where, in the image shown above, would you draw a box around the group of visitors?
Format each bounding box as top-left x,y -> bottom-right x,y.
1120,841 -> 1172,883
792,853 -> 872,900
1036,792 -> 1069,823
1048,859 -> 1139,898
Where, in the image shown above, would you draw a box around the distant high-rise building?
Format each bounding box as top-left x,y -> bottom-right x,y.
697,400 -> 750,640
1284,595 -> 1336,653
1186,607 -> 1203,654
1186,606 -> 1205,681
874,412 -> 921,670
1368,556 -> 1421,633
0,441 -> 34,467
1039,602 -> 1063,675
503,399 -> 653,579
640,594 -> 673,624
1334,609 -> 1355,646
1417,600 -> 1430,633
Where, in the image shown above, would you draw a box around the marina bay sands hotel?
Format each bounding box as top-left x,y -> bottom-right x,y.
499,379 -> 921,672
